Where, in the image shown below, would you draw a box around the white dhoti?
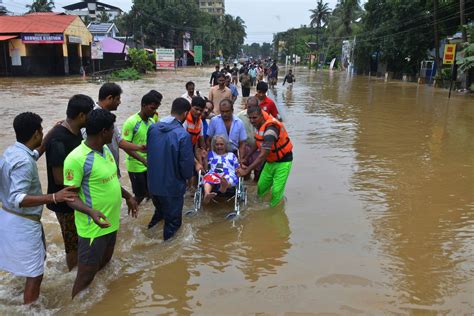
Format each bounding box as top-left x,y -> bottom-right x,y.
0,208 -> 45,277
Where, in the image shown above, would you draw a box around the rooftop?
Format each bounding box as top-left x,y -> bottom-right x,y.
0,14 -> 77,34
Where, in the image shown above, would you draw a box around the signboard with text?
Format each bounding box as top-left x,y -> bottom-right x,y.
21,33 -> 64,44
443,44 -> 456,65
155,48 -> 175,70
194,45 -> 202,63
91,41 -> 103,60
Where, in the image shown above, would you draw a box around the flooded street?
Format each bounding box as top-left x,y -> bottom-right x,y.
0,67 -> 473,315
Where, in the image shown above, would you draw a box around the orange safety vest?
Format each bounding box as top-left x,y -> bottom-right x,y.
254,116 -> 293,162
185,112 -> 202,145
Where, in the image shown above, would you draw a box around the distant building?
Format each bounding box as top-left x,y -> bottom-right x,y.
87,22 -> 119,41
63,0 -> 122,22
198,0 -> 225,16
0,13 -> 92,76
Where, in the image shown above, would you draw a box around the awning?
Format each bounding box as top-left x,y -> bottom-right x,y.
187,50 -> 194,57
0,35 -> 18,41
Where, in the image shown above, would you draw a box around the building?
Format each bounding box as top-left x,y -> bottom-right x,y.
0,13 -> 92,76
198,0 -> 225,16
63,0 -> 123,22
87,22 -> 119,41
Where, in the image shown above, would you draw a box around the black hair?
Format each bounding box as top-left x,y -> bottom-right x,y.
141,90 -> 162,106
98,83 -> 122,101
185,81 -> 195,89
256,81 -> 268,93
191,96 -> 206,109
246,96 -> 260,108
216,72 -> 226,79
13,112 -> 42,143
215,65 -> 220,69
66,94 -> 94,119
171,97 -> 191,115
247,105 -> 263,116
86,109 -> 116,135
219,98 -> 234,110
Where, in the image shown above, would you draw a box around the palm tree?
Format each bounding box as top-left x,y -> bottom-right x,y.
309,0 -> 331,46
309,0 -> 331,29
331,0 -> 362,37
26,0 -> 55,12
97,10 -> 111,23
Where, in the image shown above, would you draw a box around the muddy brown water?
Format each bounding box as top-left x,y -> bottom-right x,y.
0,68 -> 473,315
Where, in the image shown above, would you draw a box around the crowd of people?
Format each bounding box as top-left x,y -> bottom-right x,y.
0,63 -> 295,305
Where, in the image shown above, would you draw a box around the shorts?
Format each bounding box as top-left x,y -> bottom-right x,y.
55,212 -> 78,254
128,171 -> 149,199
78,231 -> 117,265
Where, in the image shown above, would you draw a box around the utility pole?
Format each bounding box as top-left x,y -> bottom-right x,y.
460,0 -> 467,43
433,0 -> 441,77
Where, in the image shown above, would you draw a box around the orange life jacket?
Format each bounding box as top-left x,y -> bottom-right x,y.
255,116 -> 293,162
185,112 -> 202,145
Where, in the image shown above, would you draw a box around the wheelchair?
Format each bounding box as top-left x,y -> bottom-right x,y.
185,170 -> 248,220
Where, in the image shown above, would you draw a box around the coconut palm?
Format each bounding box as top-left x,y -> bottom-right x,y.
309,0 -> 331,46
309,0 -> 331,29
26,0 -> 55,12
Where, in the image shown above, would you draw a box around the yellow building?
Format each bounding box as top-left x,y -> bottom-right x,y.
0,13 -> 92,76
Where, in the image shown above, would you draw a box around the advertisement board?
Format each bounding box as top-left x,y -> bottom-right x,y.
194,45 -> 203,63
443,44 -> 456,65
91,41 -> 103,60
156,48 -> 175,70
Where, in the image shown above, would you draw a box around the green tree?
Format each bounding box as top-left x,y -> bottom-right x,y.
26,0 -> 54,12
97,10 -> 111,23
309,0 -> 331,44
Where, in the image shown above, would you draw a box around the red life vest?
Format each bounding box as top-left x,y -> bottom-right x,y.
185,112 -> 202,145
254,116 -> 293,162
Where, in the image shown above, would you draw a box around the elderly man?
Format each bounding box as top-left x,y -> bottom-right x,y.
206,99 -> 247,160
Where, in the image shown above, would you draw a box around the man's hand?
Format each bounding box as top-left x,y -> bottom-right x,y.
55,186 -> 77,203
195,162 -> 204,173
237,166 -> 249,177
139,144 -> 147,152
91,210 -> 111,228
126,196 -> 139,218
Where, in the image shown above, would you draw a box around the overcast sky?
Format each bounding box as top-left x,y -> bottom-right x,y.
4,0 -> 340,44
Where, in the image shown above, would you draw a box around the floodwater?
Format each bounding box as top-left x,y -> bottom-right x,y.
0,68 -> 473,315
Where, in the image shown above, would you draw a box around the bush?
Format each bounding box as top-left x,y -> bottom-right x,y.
128,48 -> 154,73
109,68 -> 141,81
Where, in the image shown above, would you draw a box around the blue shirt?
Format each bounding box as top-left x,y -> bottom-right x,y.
207,115 -> 247,152
229,84 -> 239,97
0,142 -> 43,217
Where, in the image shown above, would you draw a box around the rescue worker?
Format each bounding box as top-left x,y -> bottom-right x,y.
237,105 -> 293,207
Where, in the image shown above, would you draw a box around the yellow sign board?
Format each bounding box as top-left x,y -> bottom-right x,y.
443,44 -> 456,65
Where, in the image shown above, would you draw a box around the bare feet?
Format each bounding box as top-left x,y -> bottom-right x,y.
203,192 -> 217,204
219,176 -> 229,193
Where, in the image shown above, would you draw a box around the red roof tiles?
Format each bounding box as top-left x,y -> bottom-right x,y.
0,15 -> 77,34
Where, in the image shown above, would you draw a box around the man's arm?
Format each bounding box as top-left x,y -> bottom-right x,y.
238,147 -> 269,176
119,139 -> 145,152
283,75 -> 287,85
121,186 -> 138,218
66,193 -> 110,228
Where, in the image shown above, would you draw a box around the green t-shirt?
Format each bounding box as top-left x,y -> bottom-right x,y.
63,141 -> 122,239
122,113 -> 154,173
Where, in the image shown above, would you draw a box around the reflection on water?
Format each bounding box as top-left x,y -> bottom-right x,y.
0,68 -> 473,314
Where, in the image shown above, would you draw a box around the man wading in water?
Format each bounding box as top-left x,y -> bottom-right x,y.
0,112 -> 76,304
237,106 -> 293,207
64,109 -> 138,298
